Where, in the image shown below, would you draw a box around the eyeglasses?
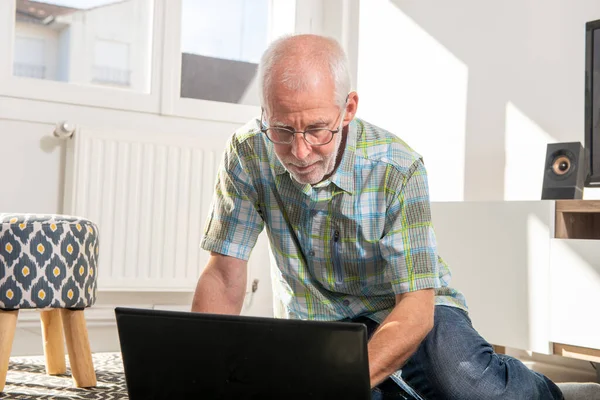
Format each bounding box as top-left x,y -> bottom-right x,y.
260,103 -> 347,146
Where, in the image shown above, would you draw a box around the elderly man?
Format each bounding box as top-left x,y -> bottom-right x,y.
192,34 -> 563,399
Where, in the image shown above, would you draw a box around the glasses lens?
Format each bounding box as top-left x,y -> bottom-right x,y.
267,128 -> 293,144
305,129 -> 333,145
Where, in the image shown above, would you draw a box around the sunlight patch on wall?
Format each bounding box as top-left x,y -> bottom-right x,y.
356,0 -> 468,201
526,213 -> 552,355
504,102 -> 600,200
505,102 -> 555,200
549,239 -> 600,349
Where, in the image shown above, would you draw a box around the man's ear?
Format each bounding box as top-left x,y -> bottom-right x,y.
344,91 -> 359,124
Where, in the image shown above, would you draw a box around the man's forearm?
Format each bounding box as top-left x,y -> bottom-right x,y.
191,255 -> 247,314
367,289 -> 435,387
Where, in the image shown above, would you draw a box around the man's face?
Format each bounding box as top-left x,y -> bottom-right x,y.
265,83 -> 346,185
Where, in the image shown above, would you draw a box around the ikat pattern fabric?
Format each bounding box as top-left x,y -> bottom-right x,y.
0,214 -> 98,310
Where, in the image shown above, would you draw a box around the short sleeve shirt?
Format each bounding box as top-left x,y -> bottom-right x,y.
201,118 -> 467,323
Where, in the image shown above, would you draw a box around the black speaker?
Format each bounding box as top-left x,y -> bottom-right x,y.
541,142 -> 586,200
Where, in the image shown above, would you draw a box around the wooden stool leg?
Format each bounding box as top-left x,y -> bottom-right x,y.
40,309 -> 66,375
60,309 -> 96,388
0,310 -> 19,393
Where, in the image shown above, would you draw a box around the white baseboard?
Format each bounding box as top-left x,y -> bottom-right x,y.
12,304 -> 194,356
15,304 -> 193,329
16,306 -> 127,329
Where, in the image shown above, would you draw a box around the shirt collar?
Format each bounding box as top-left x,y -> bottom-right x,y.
269,119 -> 358,195
271,152 -> 287,175
328,119 -> 357,195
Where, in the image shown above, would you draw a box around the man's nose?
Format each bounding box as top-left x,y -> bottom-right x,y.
291,133 -> 311,160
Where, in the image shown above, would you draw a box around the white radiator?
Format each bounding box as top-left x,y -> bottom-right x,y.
63,128 -> 224,291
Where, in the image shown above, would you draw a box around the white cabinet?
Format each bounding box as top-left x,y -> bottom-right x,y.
431,200 -> 600,357
550,239 -> 600,350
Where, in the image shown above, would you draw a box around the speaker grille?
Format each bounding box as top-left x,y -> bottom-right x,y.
542,142 -> 586,200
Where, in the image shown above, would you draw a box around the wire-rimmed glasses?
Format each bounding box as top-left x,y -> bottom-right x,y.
260,104 -> 347,146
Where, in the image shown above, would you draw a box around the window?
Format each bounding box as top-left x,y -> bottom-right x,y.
12,0 -> 153,92
93,40 -> 130,86
13,35 -> 45,78
2,0 -> 313,116
180,0 -> 296,106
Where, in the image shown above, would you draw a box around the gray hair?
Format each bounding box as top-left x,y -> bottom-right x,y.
257,34 -> 352,109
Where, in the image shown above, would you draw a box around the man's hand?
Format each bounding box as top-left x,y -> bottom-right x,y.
191,252 -> 248,315
367,288 -> 435,388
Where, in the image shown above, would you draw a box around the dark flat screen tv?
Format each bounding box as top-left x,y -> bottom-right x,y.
585,19 -> 600,186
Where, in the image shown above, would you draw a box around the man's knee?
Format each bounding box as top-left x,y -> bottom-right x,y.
403,307 -> 562,399
431,355 -> 560,400
429,352 -> 509,400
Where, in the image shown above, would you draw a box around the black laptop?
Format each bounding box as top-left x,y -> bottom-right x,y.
114,307 -> 371,399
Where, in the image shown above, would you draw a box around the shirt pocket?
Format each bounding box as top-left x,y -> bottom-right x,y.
330,224 -> 388,291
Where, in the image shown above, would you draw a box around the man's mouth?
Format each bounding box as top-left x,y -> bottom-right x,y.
289,162 -> 317,173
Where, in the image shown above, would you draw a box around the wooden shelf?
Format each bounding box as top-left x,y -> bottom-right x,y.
555,200 -> 600,239
553,343 -> 600,363
556,200 -> 600,213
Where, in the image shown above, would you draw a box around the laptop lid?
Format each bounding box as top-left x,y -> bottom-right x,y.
115,307 -> 371,400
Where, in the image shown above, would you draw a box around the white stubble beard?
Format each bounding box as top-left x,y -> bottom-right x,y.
281,130 -> 344,185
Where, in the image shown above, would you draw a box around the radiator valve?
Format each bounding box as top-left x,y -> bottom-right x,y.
53,121 -> 76,139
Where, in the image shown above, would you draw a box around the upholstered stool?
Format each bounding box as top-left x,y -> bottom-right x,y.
0,214 -> 98,391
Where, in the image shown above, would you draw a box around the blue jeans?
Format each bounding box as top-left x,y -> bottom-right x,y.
362,305 -> 564,400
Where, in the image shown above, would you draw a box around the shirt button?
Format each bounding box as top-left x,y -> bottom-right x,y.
309,250 -> 315,256
343,300 -> 350,306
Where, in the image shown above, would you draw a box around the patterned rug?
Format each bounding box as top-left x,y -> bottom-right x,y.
2,352 -> 128,399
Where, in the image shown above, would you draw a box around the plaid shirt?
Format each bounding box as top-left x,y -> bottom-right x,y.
201,118 -> 467,323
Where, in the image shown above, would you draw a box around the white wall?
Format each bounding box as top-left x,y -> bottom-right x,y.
356,0 -> 600,201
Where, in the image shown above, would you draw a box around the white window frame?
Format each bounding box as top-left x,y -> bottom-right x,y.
160,0 -> 358,124
0,0 -> 165,114
0,0 -> 343,123
160,0 -> 260,124
160,0 -> 310,124
321,0 -> 359,91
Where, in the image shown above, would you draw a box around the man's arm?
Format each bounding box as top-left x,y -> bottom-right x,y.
370,158 -> 438,386
191,252 -> 248,315
367,288 -> 435,388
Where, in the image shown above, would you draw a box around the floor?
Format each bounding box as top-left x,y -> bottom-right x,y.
3,350 -> 599,399
3,353 -> 127,399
